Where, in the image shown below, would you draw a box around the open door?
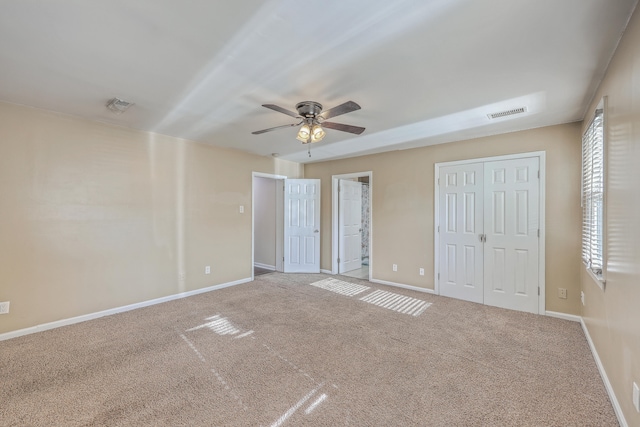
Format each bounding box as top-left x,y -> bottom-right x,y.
284,179 -> 321,273
339,179 -> 362,273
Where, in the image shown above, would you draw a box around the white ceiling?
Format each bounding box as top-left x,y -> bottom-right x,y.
0,0 -> 637,164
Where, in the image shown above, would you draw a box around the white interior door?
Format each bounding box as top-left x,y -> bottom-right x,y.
284,179 -> 321,273
339,179 -> 362,273
483,157 -> 539,313
438,163 -> 484,303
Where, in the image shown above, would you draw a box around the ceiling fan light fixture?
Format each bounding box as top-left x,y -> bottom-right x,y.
311,124 -> 325,143
296,123 -> 311,142
253,100 -> 365,145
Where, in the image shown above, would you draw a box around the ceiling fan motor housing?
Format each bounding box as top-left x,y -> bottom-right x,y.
296,101 -> 323,118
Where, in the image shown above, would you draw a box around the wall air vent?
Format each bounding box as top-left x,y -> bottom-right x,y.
487,107 -> 527,120
106,97 -> 134,114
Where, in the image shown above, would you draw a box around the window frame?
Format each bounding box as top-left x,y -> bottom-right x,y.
581,97 -> 606,289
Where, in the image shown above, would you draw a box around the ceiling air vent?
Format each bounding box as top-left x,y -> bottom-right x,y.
487,106 -> 527,120
106,97 -> 134,114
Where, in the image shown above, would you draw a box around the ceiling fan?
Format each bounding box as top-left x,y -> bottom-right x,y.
252,100 -> 365,144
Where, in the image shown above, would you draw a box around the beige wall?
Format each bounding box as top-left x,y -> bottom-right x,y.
0,102 -> 302,335
580,5 -> 640,425
253,177 -> 277,267
305,123 -> 582,315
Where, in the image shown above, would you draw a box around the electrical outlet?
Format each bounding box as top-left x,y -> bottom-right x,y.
392,264 -> 398,272
419,268 -> 425,276
581,291 -> 585,306
558,288 -> 567,299
205,266 -> 211,275
179,272 -> 185,281
633,382 -> 639,412
239,205 -> 244,213
0,301 -> 10,314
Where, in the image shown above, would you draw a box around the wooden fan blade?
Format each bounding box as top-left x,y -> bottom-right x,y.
252,122 -> 299,135
319,101 -> 361,120
321,121 -> 365,135
262,104 -> 300,118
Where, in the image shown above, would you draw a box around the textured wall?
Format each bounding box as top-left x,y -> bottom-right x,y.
305,123 -> 582,315
580,5 -> 640,425
0,102 -> 302,334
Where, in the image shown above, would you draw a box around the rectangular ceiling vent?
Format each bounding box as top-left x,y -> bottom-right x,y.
106,97 -> 134,114
487,106 -> 527,120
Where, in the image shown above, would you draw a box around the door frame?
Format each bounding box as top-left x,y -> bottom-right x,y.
434,151 -> 546,314
252,172 -> 287,280
331,171 -> 373,276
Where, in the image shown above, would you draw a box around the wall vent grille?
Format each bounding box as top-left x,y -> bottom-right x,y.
106,97 -> 134,114
487,107 -> 527,119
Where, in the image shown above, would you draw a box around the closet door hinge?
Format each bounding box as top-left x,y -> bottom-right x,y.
337,258 -> 340,263
437,178 -> 440,185
538,287 -> 540,296
438,273 -> 440,280
437,226 -> 440,233
537,229 -> 540,237
537,170 -> 540,179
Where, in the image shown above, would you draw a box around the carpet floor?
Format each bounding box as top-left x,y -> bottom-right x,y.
254,266 -> 274,277
1,273 -> 617,426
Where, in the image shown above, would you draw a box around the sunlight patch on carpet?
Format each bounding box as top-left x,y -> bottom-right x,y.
309,278 -> 370,296
305,393 -> 327,414
360,290 -> 431,316
186,314 -> 240,336
269,383 -> 325,427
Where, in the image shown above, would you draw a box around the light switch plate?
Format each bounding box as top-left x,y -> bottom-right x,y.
0,301 -> 10,314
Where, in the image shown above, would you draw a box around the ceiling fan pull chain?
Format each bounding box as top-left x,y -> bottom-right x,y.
308,144 -> 311,158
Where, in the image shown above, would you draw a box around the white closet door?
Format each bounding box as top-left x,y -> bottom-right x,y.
339,179 -> 363,273
284,179 -> 321,273
483,157 -> 539,313
438,163 -> 484,303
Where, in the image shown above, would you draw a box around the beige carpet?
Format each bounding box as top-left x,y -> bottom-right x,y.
1,273 -> 617,426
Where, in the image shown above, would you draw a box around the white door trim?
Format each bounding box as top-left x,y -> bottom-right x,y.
434,151 -> 546,314
252,172 -> 288,281
331,171 -> 373,276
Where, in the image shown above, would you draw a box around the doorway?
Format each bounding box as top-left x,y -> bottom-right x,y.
252,173 -> 285,278
332,172 -> 372,280
434,152 -> 546,314
252,173 -> 322,278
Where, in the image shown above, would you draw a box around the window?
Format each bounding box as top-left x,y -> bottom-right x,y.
581,104 -> 605,282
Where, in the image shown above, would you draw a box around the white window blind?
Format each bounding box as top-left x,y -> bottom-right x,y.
581,108 -> 604,277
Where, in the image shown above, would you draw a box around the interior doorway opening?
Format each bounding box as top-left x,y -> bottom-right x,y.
332,172 -> 372,280
252,173 -> 285,279
252,173 -> 322,278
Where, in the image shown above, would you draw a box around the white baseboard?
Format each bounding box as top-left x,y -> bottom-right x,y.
580,318 -> 627,427
369,278 -> 436,294
545,311 -> 581,322
0,277 -> 252,342
254,263 -> 275,271
320,269 -> 332,274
